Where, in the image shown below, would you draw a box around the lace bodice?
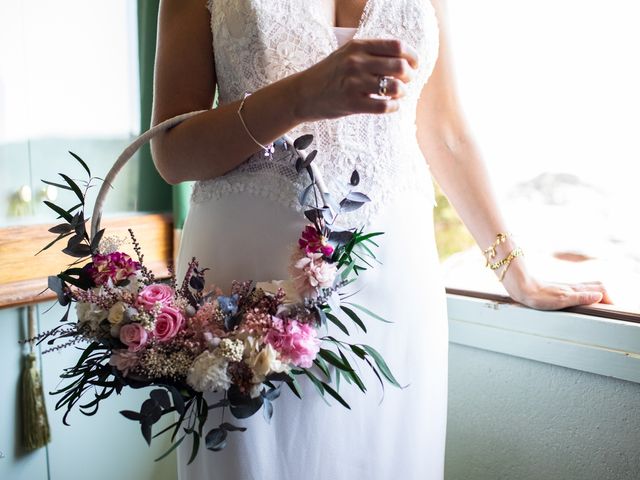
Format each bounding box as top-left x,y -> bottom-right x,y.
193,0 -> 440,227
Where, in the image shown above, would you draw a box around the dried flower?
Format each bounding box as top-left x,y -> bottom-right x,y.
87,252 -> 141,286
299,225 -> 334,257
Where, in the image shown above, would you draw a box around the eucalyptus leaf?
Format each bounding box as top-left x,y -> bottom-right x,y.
299,149 -> 317,170
262,399 -> 274,424
220,422 -> 247,432
299,183 -> 316,207
345,191 -> 371,203
293,134 -> 313,150
350,170 -> 360,186
150,389 -> 171,410
120,410 -> 142,421
339,199 -> 365,213
141,420 -> 153,446
90,228 -> 105,253
48,223 -> 73,234
205,428 -> 228,451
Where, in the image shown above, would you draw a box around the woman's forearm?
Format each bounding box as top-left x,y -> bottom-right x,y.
423,132 -> 531,289
150,73 -> 308,185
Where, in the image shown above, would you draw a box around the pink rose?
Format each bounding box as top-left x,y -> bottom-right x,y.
109,349 -> 140,376
88,252 -> 141,286
138,284 -> 174,311
119,323 -> 148,352
265,317 -> 320,368
153,306 -> 184,342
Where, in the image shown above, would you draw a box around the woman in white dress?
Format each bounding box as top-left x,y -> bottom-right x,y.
150,1 -> 609,478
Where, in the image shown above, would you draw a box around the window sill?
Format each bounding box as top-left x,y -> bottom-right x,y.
446,290 -> 640,384
0,213 -> 173,309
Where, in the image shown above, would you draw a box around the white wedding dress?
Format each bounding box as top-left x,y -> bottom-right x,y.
176,1 -> 448,478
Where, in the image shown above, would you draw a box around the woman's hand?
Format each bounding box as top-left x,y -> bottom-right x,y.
292,39 -> 419,122
502,272 -> 612,311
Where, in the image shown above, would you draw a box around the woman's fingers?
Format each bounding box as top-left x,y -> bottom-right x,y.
364,57 -> 416,83
359,75 -> 406,98
356,39 -> 420,69
568,282 -> 613,304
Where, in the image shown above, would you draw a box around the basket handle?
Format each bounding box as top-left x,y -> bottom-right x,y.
90,111 -> 329,241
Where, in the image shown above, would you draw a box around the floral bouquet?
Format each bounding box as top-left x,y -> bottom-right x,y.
34,113 -> 400,463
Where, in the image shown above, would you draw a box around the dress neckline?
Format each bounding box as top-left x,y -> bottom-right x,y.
325,0 -> 374,50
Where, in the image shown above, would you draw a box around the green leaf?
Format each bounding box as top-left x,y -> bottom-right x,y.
286,376 -> 303,399
320,382 -> 351,409
155,434 -> 186,462
319,348 -> 353,372
340,306 -> 367,333
344,302 -> 392,323
42,179 -> 72,191
325,312 -> 349,335
59,173 -> 84,204
69,151 -> 91,177
187,433 -> 200,465
44,200 -> 73,222
313,357 -> 331,380
360,344 -> 401,388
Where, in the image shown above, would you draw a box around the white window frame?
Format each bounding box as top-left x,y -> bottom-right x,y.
447,292 -> 640,384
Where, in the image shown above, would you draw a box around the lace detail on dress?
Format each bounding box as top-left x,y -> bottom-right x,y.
198,0 -> 440,228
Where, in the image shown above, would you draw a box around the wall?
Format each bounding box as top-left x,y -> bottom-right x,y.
0,305 -> 177,480
446,344 -> 640,480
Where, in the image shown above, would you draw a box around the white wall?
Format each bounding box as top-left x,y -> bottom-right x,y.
446,344 -> 640,480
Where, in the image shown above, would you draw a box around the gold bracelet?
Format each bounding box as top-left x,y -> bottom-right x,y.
237,93 -> 274,156
489,247 -> 524,282
482,232 -> 511,266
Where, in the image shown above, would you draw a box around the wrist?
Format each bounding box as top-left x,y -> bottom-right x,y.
286,72 -> 318,124
485,237 -> 533,301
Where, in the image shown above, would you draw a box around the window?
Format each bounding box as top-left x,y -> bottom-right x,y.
0,0 -> 140,227
437,0 -> 640,313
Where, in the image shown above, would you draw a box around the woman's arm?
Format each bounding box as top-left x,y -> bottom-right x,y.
416,0 -> 609,310
151,0 -> 419,184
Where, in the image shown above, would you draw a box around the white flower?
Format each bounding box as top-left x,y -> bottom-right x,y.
76,302 -> 107,329
107,301 -> 126,325
186,351 -> 231,393
248,344 -> 289,384
290,252 -> 338,297
256,279 -> 303,304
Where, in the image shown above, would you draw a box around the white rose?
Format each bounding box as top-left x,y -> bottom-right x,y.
249,344 -> 289,383
186,351 -> 231,393
107,301 -> 126,325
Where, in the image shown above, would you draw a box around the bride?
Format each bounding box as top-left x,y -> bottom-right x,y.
150,1 -> 609,478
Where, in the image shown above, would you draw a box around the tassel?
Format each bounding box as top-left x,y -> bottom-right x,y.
21,306 -> 51,451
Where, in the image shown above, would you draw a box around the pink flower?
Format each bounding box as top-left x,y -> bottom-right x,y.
88,252 -> 141,286
153,306 -> 185,342
265,317 -> 320,368
109,349 -> 140,376
119,323 -> 148,352
298,225 -> 334,257
291,252 -> 338,297
138,284 -> 174,311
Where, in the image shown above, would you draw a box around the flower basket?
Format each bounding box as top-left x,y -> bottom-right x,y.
34,110 -> 401,461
